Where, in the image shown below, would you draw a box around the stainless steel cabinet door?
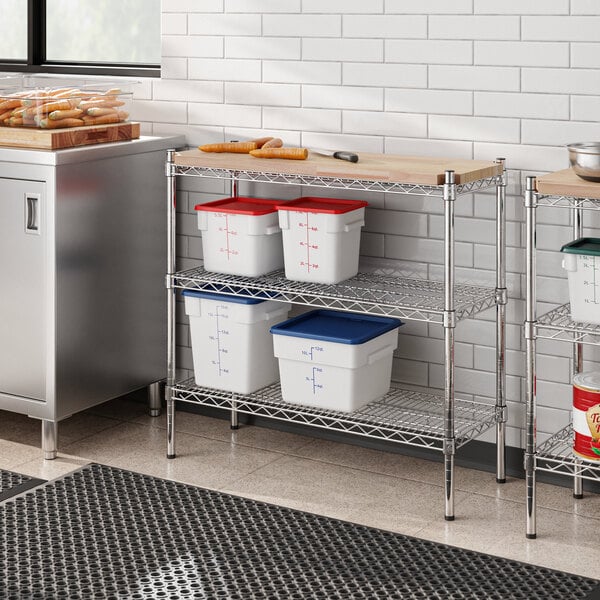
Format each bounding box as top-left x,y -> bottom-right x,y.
0,178 -> 47,401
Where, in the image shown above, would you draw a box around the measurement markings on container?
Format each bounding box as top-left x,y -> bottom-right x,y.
301,346 -> 323,361
582,255 -> 600,305
305,367 -> 324,395
217,213 -> 239,261
298,212 -> 319,273
208,305 -> 230,376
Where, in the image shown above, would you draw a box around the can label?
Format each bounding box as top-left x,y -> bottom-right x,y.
573,385 -> 600,461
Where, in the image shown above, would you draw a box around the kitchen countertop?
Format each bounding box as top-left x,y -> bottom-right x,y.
174,149 -> 503,186
0,135 -> 185,166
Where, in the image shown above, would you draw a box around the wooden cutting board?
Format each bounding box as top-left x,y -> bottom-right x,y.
0,121 -> 140,150
536,168 -> 600,199
175,149 -> 502,186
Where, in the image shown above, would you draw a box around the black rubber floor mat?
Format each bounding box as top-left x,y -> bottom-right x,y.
0,463 -> 598,600
0,468 -> 43,503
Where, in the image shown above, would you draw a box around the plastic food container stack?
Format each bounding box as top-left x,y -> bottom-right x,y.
277,197 -> 368,284
0,75 -> 134,129
195,197 -> 285,277
183,289 -> 291,394
561,237 -> 600,324
573,372 -> 600,462
270,309 -> 402,412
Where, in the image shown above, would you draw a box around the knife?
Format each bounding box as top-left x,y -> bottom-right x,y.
310,148 -> 359,163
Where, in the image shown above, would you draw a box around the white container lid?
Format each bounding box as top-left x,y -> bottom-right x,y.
573,371 -> 600,392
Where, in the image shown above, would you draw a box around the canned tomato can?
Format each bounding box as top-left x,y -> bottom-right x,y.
573,372 -> 600,461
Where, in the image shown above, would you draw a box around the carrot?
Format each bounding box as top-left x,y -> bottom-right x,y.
10,107 -> 27,118
0,109 -> 13,121
79,98 -> 124,110
48,87 -> 79,97
86,107 -> 118,117
199,141 -> 258,153
81,113 -> 122,126
249,147 -> 308,160
48,108 -> 83,120
38,117 -> 84,129
0,99 -> 22,111
262,137 -> 283,149
250,136 -> 273,148
7,117 -> 23,127
32,98 -> 80,114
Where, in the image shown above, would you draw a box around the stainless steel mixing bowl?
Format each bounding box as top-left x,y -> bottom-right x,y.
568,142 -> 600,182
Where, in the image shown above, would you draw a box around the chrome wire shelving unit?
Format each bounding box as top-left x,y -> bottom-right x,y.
524,179 -> 600,539
172,379 -> 497,450
537,424 -> 600,483
165,150 -> 507,522
171,265 -> 498,324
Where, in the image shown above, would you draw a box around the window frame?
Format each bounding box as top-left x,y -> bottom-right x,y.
0,0 -> 159,77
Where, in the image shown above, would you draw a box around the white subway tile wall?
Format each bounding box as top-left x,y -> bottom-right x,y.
147,5 -> 600,451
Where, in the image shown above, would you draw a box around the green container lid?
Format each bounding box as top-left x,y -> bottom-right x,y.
560,237 -> 600,256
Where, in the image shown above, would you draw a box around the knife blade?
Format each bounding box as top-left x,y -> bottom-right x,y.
310,148 -> 359,163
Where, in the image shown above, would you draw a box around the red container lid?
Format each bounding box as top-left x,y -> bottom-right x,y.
194,197 -> 283,216
276,197 -> 368,214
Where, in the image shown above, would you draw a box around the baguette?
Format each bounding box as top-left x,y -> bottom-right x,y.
199,141 -> 258,153
249,147 -> 308,160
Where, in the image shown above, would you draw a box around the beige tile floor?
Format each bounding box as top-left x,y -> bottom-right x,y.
1,397 -> 600,582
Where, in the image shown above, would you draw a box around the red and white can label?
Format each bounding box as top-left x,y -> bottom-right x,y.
573,384 -> 600,461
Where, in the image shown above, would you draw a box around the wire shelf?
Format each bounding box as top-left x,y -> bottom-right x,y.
171,266 -> 497,324
171,164 -> 501,198
536,194 -> 600,210
536,304 -> 600,345
536,424 -> 600,482
171,379 -> 497,451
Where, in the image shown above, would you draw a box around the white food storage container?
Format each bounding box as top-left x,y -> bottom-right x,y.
195,197 -> 285,277
270,309 -> 402,412
561,237 -> 600,325
277,197 -> 368,284
183,289 -> 291,394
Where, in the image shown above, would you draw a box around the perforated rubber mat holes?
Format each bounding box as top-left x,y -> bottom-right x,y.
0,463 -> 598,599
0,469 -> 43,502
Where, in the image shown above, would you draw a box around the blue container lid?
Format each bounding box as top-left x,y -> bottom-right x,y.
182,289 -> 266,305
270,309 -> 402,345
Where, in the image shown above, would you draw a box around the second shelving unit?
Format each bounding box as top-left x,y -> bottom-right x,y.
525,168 -> 600,538
165,149 -> 507,521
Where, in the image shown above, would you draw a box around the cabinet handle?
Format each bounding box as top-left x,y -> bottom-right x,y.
25,194 -> 40,233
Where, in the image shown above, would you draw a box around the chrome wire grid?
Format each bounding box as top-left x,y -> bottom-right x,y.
536,304 -> 600,345
172,379 -> 497,451
172,163 -> 501,197
171,266 -> 497,324
536,424 -> 600,482
1,463 -> 597,600
536,194 -> 600,210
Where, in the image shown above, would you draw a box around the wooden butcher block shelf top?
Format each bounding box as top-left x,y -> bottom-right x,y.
174,149 -> 502,186
536,168 -> 600,200
0,122 -> 140,150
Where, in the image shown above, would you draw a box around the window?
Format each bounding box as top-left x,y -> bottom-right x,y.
0,0 -> 160,77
